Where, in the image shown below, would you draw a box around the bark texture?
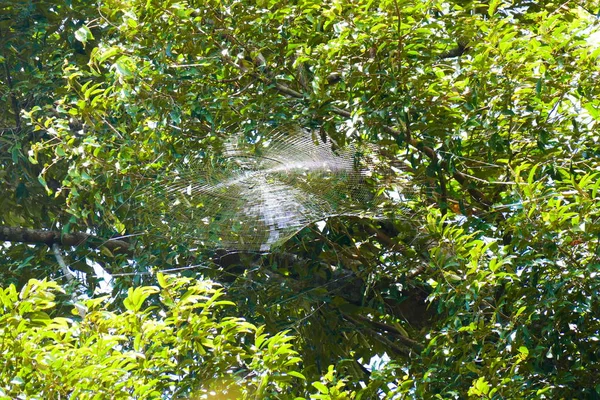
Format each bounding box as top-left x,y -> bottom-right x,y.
0,225 -> 132,255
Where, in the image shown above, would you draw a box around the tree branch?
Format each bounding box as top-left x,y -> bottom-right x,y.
52,243 -> 87,318
343,313 -> 414,357
349,313 -> 424,351
0,226 -> 133,256
52,243 -> 76,283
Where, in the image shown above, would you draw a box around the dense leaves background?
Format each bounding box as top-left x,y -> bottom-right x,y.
2,0 -> 600,398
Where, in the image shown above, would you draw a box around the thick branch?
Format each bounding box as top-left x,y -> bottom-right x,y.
0,226 -> 132,256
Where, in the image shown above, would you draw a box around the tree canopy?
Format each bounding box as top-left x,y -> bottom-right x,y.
2,0 -> 600,398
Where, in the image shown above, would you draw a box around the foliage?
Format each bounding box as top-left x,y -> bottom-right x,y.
0,0 -> 103,284
419,167 -> 600,398
0,275 -> 309,398
2,0 -> 600,398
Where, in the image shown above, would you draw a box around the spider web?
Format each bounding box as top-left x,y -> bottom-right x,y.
138,126 -> 399,251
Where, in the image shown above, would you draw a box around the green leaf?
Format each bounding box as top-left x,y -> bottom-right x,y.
488,0 -> 502,16
288,371 -> 306,380
74,25 -> 94,44
312,382 -> 329,394
10,376 -> 24,385
113,56 -> 134,78
515,306 -> 527,318
95,46 -> 121,64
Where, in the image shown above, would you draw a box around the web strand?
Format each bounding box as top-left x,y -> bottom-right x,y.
136,126 -> 396,251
